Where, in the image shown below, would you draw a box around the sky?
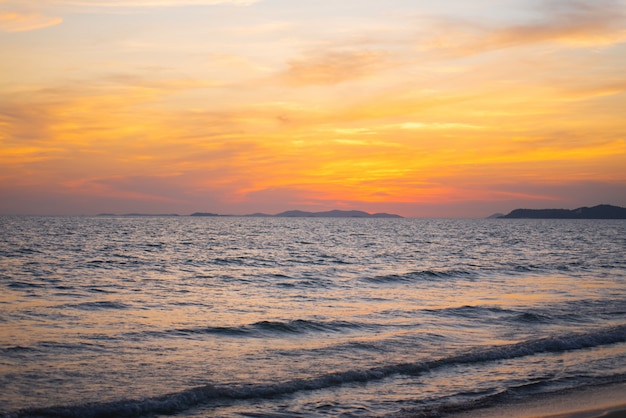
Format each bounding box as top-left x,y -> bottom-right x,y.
1,0 -> 625,217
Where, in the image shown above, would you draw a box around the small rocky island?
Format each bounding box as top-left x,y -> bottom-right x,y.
499,204 -> 626,219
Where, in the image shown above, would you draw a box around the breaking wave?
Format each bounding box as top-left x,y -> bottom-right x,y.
10,325 -> 626,418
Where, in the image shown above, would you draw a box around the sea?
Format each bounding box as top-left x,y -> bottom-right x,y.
1,216 -> 625,417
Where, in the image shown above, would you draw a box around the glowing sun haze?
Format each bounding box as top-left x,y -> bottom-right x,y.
1,0 -> 625,217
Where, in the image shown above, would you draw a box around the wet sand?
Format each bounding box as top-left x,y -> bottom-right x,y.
446,382 -> 626,418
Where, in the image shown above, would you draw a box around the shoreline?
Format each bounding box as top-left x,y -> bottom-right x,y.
446,382 -> 626,418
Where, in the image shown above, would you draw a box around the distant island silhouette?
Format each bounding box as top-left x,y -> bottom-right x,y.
189,212 -> 222,217
191,210 -> 403,218
499,204 -> 626,219
269,210 -> 402,218
97,213 -> 180,217
98,210 -> 402,218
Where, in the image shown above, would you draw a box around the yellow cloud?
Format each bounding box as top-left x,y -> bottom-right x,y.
557,81 -> 626,101
1,0 -> 625,213
390,122 -> 485,130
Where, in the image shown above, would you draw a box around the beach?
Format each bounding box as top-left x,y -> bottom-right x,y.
447,383 -> 626,418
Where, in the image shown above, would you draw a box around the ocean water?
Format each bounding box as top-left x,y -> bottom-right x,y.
1,216 -> 625,417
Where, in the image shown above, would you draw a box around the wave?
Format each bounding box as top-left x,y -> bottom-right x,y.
513,312 -> 553,323
11,324 -> 626,418
62,301 -> 131,311
392,374 -> 626,418
6,281 -> 44,289
363,269 -> 473,283
360,262 -> 623,285
1,341 -> 103,356
252,319 -> 362,334
423,297 -> 626,325
14,247 -> 44,256
427,304 -> 510,317
431,305 -> 559,325
139,300 -> 626,341
147,319 -> 368,339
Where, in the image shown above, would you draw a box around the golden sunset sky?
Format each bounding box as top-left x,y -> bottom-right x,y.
1,0 -> 625,217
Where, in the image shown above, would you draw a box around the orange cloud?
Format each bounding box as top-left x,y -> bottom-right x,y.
283,49 -> 393,85
0,11 -> 61,32
1,0 -> 625,217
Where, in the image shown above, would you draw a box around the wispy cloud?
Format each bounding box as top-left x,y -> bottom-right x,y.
0,0 -> 255,31
225,22 -> 294,36
421,0 -> 626,56
282,49 -> 393,85
2,0 -> 625,215
37,0 -> 258,7
495,0 -> 626,46
0,11 -> 61,32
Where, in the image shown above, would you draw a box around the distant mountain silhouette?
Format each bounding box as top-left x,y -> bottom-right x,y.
500,204 -> 626,219
97,210 -> 403,218
267,210 -> 403,218
97,213 -> 180,217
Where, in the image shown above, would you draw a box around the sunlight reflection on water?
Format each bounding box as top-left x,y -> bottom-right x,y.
1,217 -> 625,416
